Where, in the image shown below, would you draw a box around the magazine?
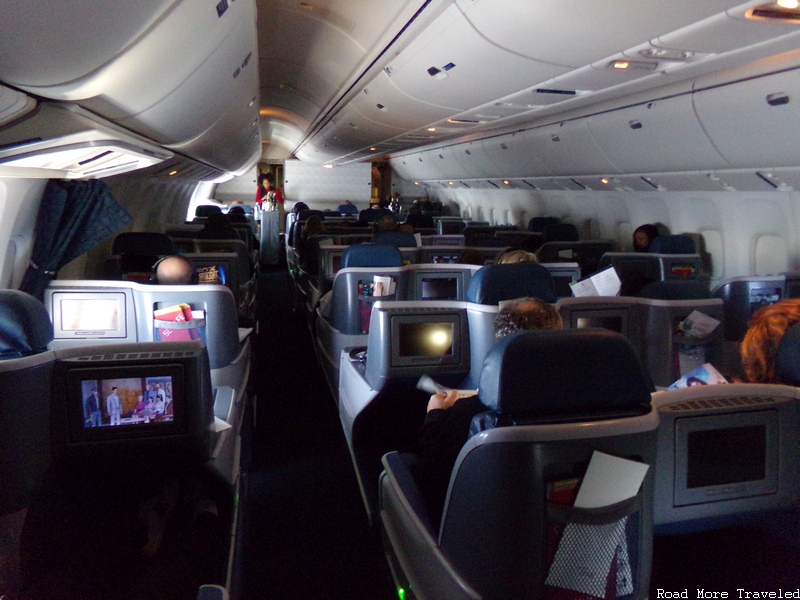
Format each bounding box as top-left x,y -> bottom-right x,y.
667,363 -> 729,390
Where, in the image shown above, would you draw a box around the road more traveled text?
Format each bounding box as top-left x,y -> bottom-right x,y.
657,590 -> 800,599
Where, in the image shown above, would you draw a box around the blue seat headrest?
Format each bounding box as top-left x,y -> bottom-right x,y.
466,263 -> 557,304
371,231 -> 417,248
340,243 -> 403,269
478,329 -> 653,417
775,323 -> 800,385
0,290 -> 54,358
637,280 -> 711,300
649,235 -> 696,254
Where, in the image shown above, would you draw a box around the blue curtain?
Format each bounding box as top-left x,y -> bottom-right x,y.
20,179 -> 131,300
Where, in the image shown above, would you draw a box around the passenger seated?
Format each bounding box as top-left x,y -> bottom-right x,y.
152,255 -> 196,285
411,298 -> 562,527
337,200 -> 358,216
372,213 -> 417,248
404,205 -> 435,229
632,223 -> 661,252
740,298 -> 800,383
229,199 -> 253,215
292,201 -> 310,216
496,249 -> 538,264
297,215 -> 327,273
196,213 -> 241,241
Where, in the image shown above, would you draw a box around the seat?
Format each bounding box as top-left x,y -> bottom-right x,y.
536,240 -> 615,278
648,234 -> 696,254
315,265 -> 408,396
371,231 -> 418,248
527,216 -> 561,232
0,289 -> 54,359
464,262 -> 558,388
541,222 -> 579,243
340,243 -> 403,269
109,232 -> 177,282
380,329 -> 658,600
637,279 -> 711,300
0,290 -> 56,598
465,262 -> 557,305
195,204 -> 223,218
437,219 -> 466,235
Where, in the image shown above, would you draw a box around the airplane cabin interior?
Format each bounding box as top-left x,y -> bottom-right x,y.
2,1 -> 800,599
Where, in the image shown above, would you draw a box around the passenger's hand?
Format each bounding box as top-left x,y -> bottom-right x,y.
427,389 -> 458,412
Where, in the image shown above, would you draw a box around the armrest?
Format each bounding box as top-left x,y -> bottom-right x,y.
380,452 -> 481,600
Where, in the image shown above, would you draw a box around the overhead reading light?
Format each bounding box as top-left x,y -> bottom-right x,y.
609,59 -> 658,71
747,1 -> 800,21
427,127 -> 436,132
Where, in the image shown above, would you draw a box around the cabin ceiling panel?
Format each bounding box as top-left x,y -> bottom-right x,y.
694,67 -> 800,169
257,9 -> 365,118
455,0 -> 745,67
587,94 -> 730,173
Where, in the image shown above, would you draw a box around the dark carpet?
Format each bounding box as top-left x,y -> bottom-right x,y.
239,266 -> 396,600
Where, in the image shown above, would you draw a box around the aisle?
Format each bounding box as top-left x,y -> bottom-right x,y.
239,266 -> 395,600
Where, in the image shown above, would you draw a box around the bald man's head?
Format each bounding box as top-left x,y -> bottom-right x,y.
154,256 -> 195,285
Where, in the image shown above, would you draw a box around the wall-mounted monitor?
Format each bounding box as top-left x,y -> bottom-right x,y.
51,292 -> 128,340
570,308 -> 629,337
392,317 -> 458,368
556,297 -> 642,359
712,275 -> 786,341
323,248 -> 345,281
541,262 -> 580,298
419,276 -> 459,301
365,303 -> 470,391
51,341 -> 213,465
653,386 -> 800,533
674,410 -> 779,507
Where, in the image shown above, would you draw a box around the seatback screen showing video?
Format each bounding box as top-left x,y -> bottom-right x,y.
80,376 -> 174,429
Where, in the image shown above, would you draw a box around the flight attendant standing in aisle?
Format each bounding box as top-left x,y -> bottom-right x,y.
256,172 -> 285,232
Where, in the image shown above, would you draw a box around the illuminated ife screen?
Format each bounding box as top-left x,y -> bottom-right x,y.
398,322 -> 454,357
61,299 -> 120,331
80,375 -> 175,429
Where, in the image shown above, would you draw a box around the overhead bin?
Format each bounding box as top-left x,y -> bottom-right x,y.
525,119 -> 618,176
0,0 -> 260,175
0,103 -> 171,179
379,4 -> 564,113
587,94 -> 730,173
0,85 -> 36,127
478,133 -> 555,179
693,67 -> 800,168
